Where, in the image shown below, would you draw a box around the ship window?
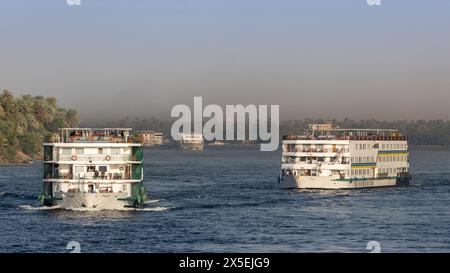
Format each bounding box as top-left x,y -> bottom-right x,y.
111,148 -> 121,155
61,148 -> 72,155
98,166 -> 107,172
75,148 -> 84,154
74,166 -> 84,173
87,166 -> 95,172
98,148 -> 104,154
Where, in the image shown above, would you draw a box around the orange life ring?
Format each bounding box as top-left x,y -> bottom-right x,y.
71,155 -> 77,161
105,155 -> 111,161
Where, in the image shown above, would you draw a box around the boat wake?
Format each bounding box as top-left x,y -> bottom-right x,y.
144,199 -> 161,204
64,206 -> 173,212
18,205 -> 62,210
136,206 -> 172,212
17,203 -> 172,212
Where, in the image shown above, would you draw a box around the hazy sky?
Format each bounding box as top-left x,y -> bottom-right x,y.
1,0 -> 450,122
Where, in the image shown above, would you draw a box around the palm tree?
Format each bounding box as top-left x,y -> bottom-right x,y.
65,109 -> 80,128
0,90 -> 16,115
0,104 -> 4,120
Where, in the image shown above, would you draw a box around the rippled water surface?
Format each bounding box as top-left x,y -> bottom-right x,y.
1,146 -> 449,252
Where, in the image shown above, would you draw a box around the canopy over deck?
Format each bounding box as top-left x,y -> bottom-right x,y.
52,128 -> 135,143
284,124 -> 405,141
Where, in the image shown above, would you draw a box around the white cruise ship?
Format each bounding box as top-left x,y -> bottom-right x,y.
40,128 -> 147,209
279,124 -> 410,189
179,133 -> 204,150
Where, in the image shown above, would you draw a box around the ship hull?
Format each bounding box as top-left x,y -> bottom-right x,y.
53,192 -> 137,210
279,175 -> 410,189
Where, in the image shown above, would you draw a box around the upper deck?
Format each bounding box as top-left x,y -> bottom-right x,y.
180,133 -> 204,142
48,128 -> 139,144
283,127 -> 407,142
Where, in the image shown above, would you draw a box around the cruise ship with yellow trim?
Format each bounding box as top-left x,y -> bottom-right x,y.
279,124 -> 410,189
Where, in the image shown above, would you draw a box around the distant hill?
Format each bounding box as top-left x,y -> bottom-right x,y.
0,90 -> 80,164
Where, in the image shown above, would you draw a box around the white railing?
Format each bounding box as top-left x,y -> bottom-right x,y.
58,154 -> 131,162
75,172 -> 131,180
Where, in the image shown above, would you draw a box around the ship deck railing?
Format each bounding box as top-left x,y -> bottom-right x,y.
282,148 -> 350,153
55,154 -> 136,162
47,128 -> 144,144
49,136 -> 138,143
45,172 -> 132,180
282,135 -> 407,141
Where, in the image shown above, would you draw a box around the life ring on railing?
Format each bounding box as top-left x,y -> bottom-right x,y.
71,155 -> 77,161
105,155 -> 111,161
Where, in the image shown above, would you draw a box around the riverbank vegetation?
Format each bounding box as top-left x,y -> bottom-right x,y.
97,117 -> 450,146
0,90 -> 79,164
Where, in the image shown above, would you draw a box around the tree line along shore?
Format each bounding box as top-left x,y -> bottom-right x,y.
2,90 -> 450,164
100,117 -> 450,146
0,90 -> 79,165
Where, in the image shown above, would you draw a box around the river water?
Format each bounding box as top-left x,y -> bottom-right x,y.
0,146 -> 449,252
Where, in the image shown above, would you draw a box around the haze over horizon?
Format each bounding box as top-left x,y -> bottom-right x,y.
1,0 -> 450,123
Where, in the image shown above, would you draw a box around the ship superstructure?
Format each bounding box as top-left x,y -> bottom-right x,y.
280,124 -> 410,189
138,130 -> 164,146
179,133 -> 204,150
40,128 -> 147,209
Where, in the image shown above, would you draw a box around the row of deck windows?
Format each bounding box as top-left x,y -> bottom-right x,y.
60,148 -> 123,155
351,155 -> 407,163
283,144 -> 349,153
355,143 -> 407,150
351,156 -> 375,163
349,169 -> 373,176
378,155 -> 408,162
348,167 -> 407,176
382,143 -> 407,150
379,167 -> 407,174
283,156 -> 350,164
